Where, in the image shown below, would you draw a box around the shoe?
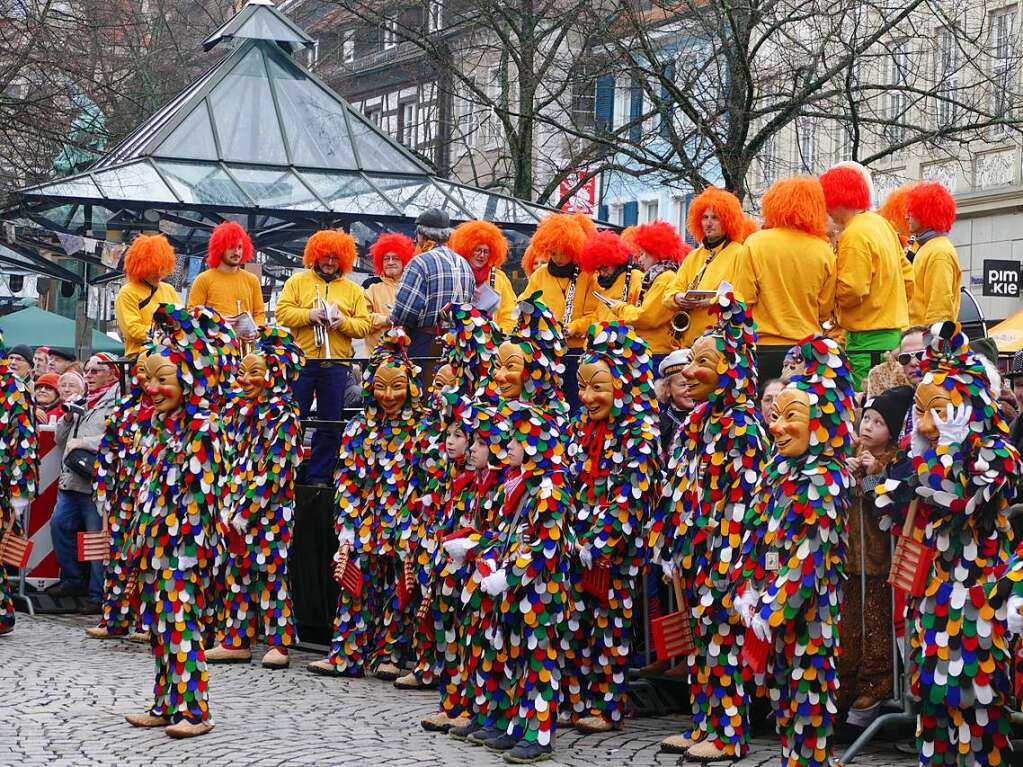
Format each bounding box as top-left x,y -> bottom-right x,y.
485,734 -> 519,752
504,742 -> 553,764
660,734 -> 698,754
449,720 -> 484,741
125,712 -> 170,728
574,715 -> 622,734
165,720 -> 214,739
308,660 -> 342,677
374,662 -> 401,681
421,712 -> 468,733
205,645 -> 252,664
127,630 -> 150,644
78,599 -> 103,615
261,647 -> 289,669
847,698 -> 881,728
467,727 -> 502,746
685,741 -> 739,762
85,625 -> 126,640
394,672 -> 425,689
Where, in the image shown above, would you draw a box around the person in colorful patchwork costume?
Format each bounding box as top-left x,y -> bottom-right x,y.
648,289 -> 769,760
87,350 -> 155,641
0,333 -> 38,636
124,304 -> 232,739
562,322 -> 660,734
734,334 -> 855,767
308,328 -> 423,678
205,327 -> 305,669
876,321 -> 1019,767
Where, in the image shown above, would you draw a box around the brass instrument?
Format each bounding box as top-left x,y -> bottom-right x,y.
313,286 -> 332,357
671,311 -> 690,337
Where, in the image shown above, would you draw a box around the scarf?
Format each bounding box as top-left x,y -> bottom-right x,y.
87,378 -> 116,409
702,235 -> 727,250
638,260 -> 675,302
596,263 -> 627,291
548,260 -> 576,279
472,263 -> 491,287
313,265 -> 339,283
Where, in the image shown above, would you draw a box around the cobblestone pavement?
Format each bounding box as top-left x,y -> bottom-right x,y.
0,614 -> 918,767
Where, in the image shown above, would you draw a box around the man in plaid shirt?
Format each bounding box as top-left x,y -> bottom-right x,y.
389,208 -> 475,362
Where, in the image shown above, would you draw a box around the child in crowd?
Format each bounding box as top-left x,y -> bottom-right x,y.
654,348 -> 692,464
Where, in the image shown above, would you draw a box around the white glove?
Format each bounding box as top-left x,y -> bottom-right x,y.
481,568 -> 509,596
733,589 -> 759,627
910,428 -> 931,459
659,557 -> 676,581
578,544 -> 593,569
1008,595 -> 1023,635
442,538 -> 478,568
230,514 -> 247,534
751,613 -> 772,643
338,527 -> 356,547
934,403 -> 972,448
10,497 -> 30,519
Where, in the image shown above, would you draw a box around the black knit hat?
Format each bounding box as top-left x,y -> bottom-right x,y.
7,344 -> 32,363
48,347 -> 76,362
863,384 -> 913,441
1007,350 -> 1023,380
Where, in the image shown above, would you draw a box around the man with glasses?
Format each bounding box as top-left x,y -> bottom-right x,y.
896,325 -> 928,385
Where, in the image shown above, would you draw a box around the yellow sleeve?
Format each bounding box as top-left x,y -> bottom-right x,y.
251,275 -> 266,324
662,259 -> 694,310
339,283 -> 371,339
115,286 -> 152,349
626,269 -> 644,304
494,270 -> 517,332
186,273 -> 208,309
818,252 -> 837,327
924,251 -> 959,323
519,269 -> 542,301
615,271 -> 675,330
835,232 -> 872,309
901,252 -> 915,304
567,277 -> 597,337
731,244 -> 758,309
275,275 -> 311,329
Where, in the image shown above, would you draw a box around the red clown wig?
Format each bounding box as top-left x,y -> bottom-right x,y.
878,182 -> 920,246
529,213 -> 589,265
207,221 -> 254,268
449,220 -> 509,269
631,220 -> 687,262
303,230 -> 356,273
124,233 -> 176,282
761,176 -> 829,240
906,181 -> 956,233
369,232 -> 415,277
819,165 -> 871,212
579,230 -> 632,273
687,186 -> 748,244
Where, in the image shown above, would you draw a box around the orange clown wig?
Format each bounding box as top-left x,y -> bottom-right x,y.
906,181 -> 956,234
631,220 -> 687,262
369,232 -> 415,277
819,165 -> 871,213
686,186 -> 748,244
448,220 -> 509,270
124,233 -> 176,283
206,221 -> 254,268
303,230 -> 356,273
529,213 -> 589,265
761,176 -> 829,240
579,230 -> 632,273
878,182 -> 919,247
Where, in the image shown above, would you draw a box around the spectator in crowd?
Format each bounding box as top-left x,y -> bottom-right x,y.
276,229 -> 369,486
47,354 -> 121,611
1001,388 -> 1019,424
448,220 -> 517,331
655,348 -> 693,464
58,370 -> 86,404
905,182 -> 961,325
114,234 -> 181,357
897,325 -> 928,385
6,345 -> 34,384
735,177 -> 836,351
1008,351 -> 1023,459
521,243 -> 548,276
760,377 -> 784,423
33,373 -> 63,424
819,165 -> 913,389
388,208 -> 475,359
665,186 -> 749,348
364,233 -> 415,355
48,348 -> 76,375
187,221 -> 265,337
33,346 -> 50,379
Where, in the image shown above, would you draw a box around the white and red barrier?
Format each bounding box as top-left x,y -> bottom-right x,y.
24,426 -> 60,583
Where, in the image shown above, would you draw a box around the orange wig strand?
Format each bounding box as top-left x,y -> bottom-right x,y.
529,213 -> 588,265
761,176 -> 829,240
448,220 -> 509,270
878,182 -> 920,246
369,232 -> 415,277
573,212 -> 597,238
687,187 -> 748,244
303,230 -> 356,273
907,181 -> 956,233
579,230 -> 632,273
207,221 -> 254,268
819,165 -> 871,212
632,220 -> 686,263
740,215 -> 760,241
124,233 -> 176,282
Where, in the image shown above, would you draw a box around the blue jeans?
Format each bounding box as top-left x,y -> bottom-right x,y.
51,489 -> 103,600
294,361 -> 349,485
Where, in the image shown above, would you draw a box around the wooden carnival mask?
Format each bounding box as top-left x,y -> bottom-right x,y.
913,381 -> 958,447
494,341 -> 527,400
683,335 -> 722,404
143,354 -> 183,414
373,364 -> 409,417
238,352 -> 269,401
769,387 -> 811,458
432,363 -> 457,393
577,359 -> 614,421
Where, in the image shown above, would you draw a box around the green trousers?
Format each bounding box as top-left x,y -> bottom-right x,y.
846,329 -> 901,391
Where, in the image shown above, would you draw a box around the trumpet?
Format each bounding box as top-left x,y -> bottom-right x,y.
671,311 -> 690,339
313,286 -> 332,357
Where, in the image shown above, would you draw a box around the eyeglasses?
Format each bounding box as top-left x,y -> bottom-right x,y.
897,350 -> 924,366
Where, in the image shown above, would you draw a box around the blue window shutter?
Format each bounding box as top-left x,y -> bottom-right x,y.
623,201 -> 639,226
682,192 -> 697,246
598,204 -> 609,222
629,79 -> 643,142
660,62 -> 675,139
595,76 -> 614,133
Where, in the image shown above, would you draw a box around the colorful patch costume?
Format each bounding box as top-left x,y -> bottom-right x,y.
314,328 -> 422,677
876,322 -> 1019,767
0,334 -> 38,634
648,290 -> 769,758
562,322 -> 660,731
737,334 -> 855,767
218,327 -> 305,653
128,304 -> 232,734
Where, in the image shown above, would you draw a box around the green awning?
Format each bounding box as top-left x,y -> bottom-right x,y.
0,306 -> 123,354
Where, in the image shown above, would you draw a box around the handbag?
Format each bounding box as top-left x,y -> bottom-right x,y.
63,403 -> 98,481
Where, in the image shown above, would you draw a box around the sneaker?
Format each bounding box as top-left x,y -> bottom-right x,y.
504,742 -> 553,764
467,727 -> 502,746
449,721 -> 484,741
485,734 -> 519,752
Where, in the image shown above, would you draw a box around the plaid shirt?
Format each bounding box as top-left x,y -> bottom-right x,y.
389,245 -> 476,329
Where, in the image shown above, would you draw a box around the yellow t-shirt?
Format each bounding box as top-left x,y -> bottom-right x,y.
662,241 -> 744,348
612,267 -> 678,354
520,265 -> 598,348
364,276 -> 399,355
114,280 -> 181,356
835,211 -> 911,332
592,268 -> 643,324
187,268 -> 266,324
909,236 -> 961,325
275,270 -> 370,359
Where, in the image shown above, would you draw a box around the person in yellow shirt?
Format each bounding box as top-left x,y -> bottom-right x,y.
905,182 -> 961,326
604,220 -> 688,358
734,176 -> 837,356
276,230 -> 370,485
364,232 -> 415,355
581,230 -> 643,321
663,187 -> 749,348
187,221 -> 265,340
820,165 -> 912,389
878,182 -> 919,252
114,234 -> 181,357
448,220 -> 517,331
